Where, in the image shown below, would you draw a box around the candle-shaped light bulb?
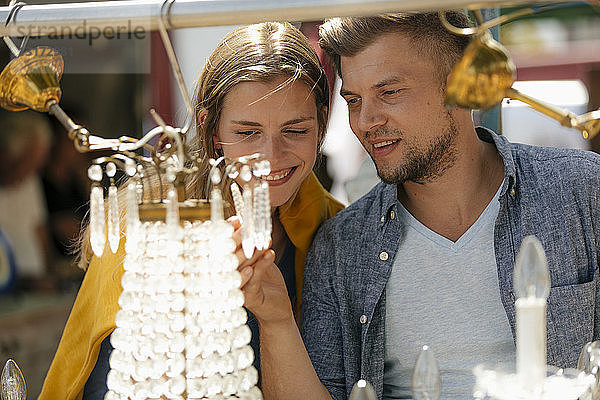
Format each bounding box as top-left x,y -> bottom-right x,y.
1,359 -> 26,400
513,235 -> 550,390
412,345 -> 441,400
349,379 -> 377,400
578,341 -> 600,375
513,235 -> 550,300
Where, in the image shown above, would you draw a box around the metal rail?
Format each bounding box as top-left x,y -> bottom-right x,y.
0,0 -> 563,37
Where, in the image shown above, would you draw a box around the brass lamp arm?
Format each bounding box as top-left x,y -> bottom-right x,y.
439,3 -> 591,37
507,88 -> 600,139
506,88 -> 577,129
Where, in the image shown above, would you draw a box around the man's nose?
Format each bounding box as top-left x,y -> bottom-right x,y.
356,100 -> 386,133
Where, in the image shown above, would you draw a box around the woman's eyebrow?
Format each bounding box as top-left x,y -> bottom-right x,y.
339,87 -> 354,97
281,117 -> 314,127
231,120 -> 262,127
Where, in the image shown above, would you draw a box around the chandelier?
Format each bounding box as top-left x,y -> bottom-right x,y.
0,9 -> 269,397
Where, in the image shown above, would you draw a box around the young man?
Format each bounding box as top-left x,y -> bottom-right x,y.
240,12 -> 600,400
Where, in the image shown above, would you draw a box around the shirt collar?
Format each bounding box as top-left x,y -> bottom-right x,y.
378,126 -> 517,227
476,126 -> 517,198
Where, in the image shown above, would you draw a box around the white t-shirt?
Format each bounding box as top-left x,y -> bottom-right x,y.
383,182 -> 515,399
0,176 -> 48,278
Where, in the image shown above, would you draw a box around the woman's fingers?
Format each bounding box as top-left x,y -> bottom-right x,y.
242,250 -> 275,306
227,215 -> 242,230
228,216 -> 267,268
237,248 -> 269,288
239,265 -> 254,288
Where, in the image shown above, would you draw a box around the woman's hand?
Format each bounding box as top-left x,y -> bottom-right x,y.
229,217 -> 295,326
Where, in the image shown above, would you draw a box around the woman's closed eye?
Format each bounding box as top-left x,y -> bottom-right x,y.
236,130 -> 261,136
283,129 -> 308,136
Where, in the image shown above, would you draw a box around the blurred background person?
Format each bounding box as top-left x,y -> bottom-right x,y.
41,112 -> 89,289
0,111 -> 54,292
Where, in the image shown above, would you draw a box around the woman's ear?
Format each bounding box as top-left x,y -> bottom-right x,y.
213,135 -> 224,157
318,105 -> 329,142
197,109 -> 208,126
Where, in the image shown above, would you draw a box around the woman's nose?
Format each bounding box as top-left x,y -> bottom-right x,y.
259,133 -> 285,160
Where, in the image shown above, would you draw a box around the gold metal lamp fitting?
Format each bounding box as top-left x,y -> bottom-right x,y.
575,110 -> 600,139
445,31 -> 516,110
0,46 -> 63,112
445,29 -> 600,139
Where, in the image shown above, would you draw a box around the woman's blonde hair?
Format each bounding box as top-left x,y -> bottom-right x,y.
77,22 -> 329,269
188,21 -> 329,201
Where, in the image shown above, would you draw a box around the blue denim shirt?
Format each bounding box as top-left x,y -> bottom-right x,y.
301,128 -> 600,400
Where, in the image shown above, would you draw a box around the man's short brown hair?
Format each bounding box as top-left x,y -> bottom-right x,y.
318,12 -> 473,85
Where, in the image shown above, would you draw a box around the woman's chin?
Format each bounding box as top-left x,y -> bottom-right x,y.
269,189 -> 296,210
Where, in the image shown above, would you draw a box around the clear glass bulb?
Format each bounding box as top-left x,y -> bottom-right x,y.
1,359 -> 26,400
107,185 -> 120,253
513,235 -> 550,299
411,345 -> 441,400
349,379 -> 377,400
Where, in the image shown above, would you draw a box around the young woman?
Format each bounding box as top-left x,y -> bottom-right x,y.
39,21 -> 343,400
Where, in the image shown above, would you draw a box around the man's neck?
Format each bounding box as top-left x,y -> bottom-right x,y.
397,127 -> 504,242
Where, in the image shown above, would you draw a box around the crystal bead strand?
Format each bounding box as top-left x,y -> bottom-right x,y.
108,221 -> 188,400
210,168 -> 224,223
125,181 -> 140,254
255,160 -> 272,250
167,187 -> 180,235
211,188 -> 224,223
254,160 -> 272,249
240,165 -> 255,259
261,161 -> 272,247
183,218 -> 261,399
88,164 -> 106,257
230,182 -> 245,221
183,220 -> 210,398
253,181 -> 266,251
251,162 -> 264,251
261,179 -> 272,249
106,162 -> 120,254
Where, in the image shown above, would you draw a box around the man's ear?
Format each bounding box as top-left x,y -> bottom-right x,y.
319,105 -> 329,141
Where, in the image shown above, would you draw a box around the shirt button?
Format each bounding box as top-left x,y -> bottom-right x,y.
510,188 -> 516,196
380,215 -> 385,222
390,210 -> 395,220
360,315 -> 368,324
379,251 -> 389,261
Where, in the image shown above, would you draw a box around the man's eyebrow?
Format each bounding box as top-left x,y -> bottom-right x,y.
373,77 -> 405,89
281,117 -> 314,127
340,77 -> 406,97
230,120 -> 262,127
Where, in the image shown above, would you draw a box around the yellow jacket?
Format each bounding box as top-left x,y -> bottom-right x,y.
39,172 -> 343,400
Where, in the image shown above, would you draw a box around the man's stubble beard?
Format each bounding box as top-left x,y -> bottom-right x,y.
371,112 -> 459,185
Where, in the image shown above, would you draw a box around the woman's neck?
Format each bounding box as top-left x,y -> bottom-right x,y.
270,209 -> 288,265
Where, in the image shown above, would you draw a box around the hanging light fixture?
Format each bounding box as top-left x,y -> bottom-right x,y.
0,32 -> 270,399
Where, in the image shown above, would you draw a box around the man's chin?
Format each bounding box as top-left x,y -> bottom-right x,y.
374,164 -> 402,185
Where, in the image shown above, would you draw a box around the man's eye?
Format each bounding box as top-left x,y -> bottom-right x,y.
345,97 -> 360,105
383,89 -> 400,96
236,130 -> 259,136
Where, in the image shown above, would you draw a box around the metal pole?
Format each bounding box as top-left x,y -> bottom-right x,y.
0,0 -> 562,37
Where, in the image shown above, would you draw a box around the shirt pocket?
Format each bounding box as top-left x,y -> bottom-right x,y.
546,280 -> 595,368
